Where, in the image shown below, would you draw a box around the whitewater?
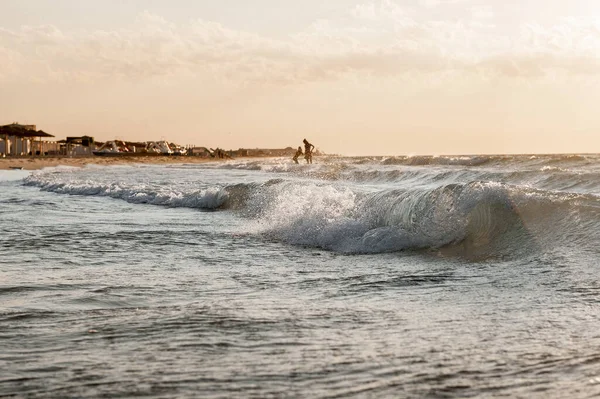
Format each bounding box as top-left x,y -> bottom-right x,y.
1,154 -> 600,398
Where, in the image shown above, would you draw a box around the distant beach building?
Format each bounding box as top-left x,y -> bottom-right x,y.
189,147 -> 214,157
60,136 -> 95,156
0,123 -> 56,156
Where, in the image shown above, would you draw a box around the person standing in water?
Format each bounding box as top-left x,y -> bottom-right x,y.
292,146 -> 303,164
303,138 -> 315,164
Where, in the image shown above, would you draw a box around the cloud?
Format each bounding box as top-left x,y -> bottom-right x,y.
475,53 -> 600,78
419,0 -> 470,9
1,7 -> 600,86
19,24 -> 67,45
351,0 -> 406,21
470,6 -> 494,21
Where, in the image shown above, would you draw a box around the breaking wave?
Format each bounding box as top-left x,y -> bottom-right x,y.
246,180 -> 599,259
24,176 -> 231,210
23,160 -> 600,259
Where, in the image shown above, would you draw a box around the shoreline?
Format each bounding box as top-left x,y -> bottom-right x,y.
0,155 -> 233,170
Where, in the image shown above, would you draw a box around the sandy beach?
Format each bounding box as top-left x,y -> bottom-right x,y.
0,155 -> 226,170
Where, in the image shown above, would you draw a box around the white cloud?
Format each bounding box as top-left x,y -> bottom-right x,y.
351,0 -> 406,21
419,0 -> 470,9
1,7 -> 600,86
471,6 -> 494,20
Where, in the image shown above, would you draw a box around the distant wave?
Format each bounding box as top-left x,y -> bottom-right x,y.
214,155 -> 600,194
220,154 -> 596,168
376,154 -> 595,168
381,155 -> 497,167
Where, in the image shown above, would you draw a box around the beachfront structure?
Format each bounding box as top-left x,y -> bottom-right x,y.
91,140 -> 188,156
61,136 -> 96,156
0,137 -> 30,156
94,140 -> 132,154
0,139 -> 61,157
189,147 -> 213,157
146,141 -> 173,155
0,123 -> 55,157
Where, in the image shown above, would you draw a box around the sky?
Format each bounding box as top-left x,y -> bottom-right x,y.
1,0 -> 600,155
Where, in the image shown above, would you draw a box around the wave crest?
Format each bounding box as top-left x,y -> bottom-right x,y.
24,174 -> 229,210
252,181 -> 546,258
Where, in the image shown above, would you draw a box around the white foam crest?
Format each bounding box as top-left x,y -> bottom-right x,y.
251,182 -> 357,226
541,165 -> 566,172
246,181 -> 372,251
249,180 -> 532,254
218,158 -> 333,178
24,173 -> 228,210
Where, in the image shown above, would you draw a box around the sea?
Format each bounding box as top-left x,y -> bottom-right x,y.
1,154 -> 600,398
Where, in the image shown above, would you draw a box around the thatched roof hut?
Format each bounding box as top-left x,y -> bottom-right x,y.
1,123 -> 55,157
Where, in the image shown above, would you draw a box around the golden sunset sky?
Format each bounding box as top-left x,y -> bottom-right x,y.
1,0 -> 600,155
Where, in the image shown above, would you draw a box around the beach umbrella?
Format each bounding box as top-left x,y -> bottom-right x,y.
33,130 -> 55,138
34,130 -> 54,137
0,125 -> 55,138
0,124 -> 30,136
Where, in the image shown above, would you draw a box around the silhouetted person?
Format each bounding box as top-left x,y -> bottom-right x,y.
292,146 -> 303,164
303,139 -> 315,164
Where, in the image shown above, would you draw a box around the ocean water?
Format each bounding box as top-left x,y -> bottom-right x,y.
1,154 -> 600,398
